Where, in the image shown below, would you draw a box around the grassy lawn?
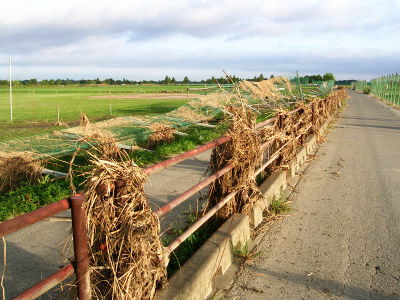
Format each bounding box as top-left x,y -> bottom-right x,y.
0,92 -> 188,122
0,85 -> 200,140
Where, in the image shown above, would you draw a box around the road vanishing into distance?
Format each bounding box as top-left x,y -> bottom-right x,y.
225,90 -> 400,299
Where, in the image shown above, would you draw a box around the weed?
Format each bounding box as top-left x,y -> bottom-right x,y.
165,212 -> 222,276
269,192 -> 290,215
232,241 -> 263,262
363,86 -> 371,95
0,177 -> 78,221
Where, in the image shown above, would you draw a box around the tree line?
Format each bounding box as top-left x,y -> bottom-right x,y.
0,73 -> 339,86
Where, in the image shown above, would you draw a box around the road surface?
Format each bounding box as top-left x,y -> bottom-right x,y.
224,90 -> 400,299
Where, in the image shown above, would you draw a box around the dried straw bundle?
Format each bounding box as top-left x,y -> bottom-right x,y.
190,93 -> 229,109
70,113 -> 122,159
167,106 -> 212,122
84,154 -> 166,299
146,122 -> 175,149
80,112 -> 90,126
83,132 -> 122,159
0,151 -> 43,192
239,77 -> 292,103
206,105 -> 263,219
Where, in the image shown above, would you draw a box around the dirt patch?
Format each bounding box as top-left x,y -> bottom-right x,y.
87,93 -> 198,100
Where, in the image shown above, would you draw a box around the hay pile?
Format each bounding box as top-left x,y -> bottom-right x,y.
80,112 -> 90,127
84,153 -> 166,299
0,151 -> 43,192
146,122 -> 176,149
166,106 -> 213,122
206,104 -> 263,219
70,113 -> 122,159
239,77 -> 292,103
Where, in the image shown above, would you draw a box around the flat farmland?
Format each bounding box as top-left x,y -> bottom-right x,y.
0,85 -> 204,122
0,85 -> 211,140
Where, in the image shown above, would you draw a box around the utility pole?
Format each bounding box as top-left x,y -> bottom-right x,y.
9,58 -> 13,121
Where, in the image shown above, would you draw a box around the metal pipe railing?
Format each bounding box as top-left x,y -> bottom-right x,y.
0,198 -> 70,237
165,191 -> 236,254
144,135 -> 232,175
69,194 -> 91,300
2,96 -> 339,298
155,164 -> 234,217
13,264 -> 75,300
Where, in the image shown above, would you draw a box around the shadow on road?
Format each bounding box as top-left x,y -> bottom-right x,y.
0,240 -> 72,299
340,123 -> 400,131
248,265 -> 398,299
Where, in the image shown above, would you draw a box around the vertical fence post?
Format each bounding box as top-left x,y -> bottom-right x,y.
69,194 -> 91,300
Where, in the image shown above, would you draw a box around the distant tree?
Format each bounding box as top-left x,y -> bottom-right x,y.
105,78 -> 115,85
183,76 -> 190,84
270,74 -> 275,79
171,77 -> 176,84
96,78 -> 101,84
257,73 -> 265,81
322,73 -> 335,81
163,75 -> 171,84
29,78 -> 38,85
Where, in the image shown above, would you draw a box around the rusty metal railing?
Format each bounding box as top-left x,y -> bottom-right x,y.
0,195 -> 90,300
0,95 -> 342,299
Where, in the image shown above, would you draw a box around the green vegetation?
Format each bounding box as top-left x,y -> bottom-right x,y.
0,176 -> 74,221
0,121 -> 61,140
232,241 -> 263,262
269,193 -> 290,215
0,87 -> 189,123
163,212 -> 222,276
363,86 -> 371,95
131,126 -> 227,167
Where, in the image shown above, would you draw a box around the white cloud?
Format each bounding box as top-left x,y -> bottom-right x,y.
0,0 -> 399,79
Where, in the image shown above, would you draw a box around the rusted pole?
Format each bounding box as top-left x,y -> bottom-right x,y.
155,163 -> 234,217
13,264 -> 75,300
144,135 -> 232,175
254,117 -> 275,129
69,194 -> 91,300
0,198 -> 70,238
165,191 -> 236,254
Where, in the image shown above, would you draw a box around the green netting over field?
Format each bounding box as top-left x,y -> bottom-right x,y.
0,77 -> 332,160
0,98 -> 224,158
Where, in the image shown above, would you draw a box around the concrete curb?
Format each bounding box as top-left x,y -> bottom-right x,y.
156,214 -> 250,300
155,115 -> 337,300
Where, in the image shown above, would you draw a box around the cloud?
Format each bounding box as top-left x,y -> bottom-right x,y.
0,0 -> 399,79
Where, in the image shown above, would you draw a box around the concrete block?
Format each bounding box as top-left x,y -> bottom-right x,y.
259,171 -> 287,207
296,146 -> 307,166
250,202 -> 263,228
155,214 -> 250,300
220,214 -> 250,248
306,135 -> 317,155
287,161 -> 297,178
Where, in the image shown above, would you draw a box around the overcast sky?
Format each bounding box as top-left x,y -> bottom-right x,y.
0,0 -> 399,80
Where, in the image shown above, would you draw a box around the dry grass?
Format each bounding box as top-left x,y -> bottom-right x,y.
84,152 -> 166,299
69,113 -> 123,160
166,106 -> 213,122
206,103 -> 263,219
0,151 -> 43,192
146,122 -> 176,149
239,77 -> 293,106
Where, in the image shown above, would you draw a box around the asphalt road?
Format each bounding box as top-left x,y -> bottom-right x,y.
225,91 -> 400,299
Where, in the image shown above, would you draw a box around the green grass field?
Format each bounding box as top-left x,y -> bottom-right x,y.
0,85 -> 203,122
0,85 -> 203,140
